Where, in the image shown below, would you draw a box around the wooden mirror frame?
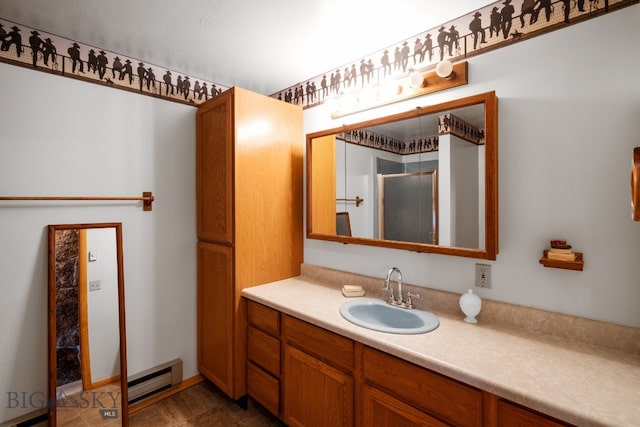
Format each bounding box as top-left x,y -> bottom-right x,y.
632,147 -> 640,221
48,222 -> 129,426
306,91 -> 498,260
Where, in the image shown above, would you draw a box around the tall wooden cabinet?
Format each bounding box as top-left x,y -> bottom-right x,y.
196,87 -> 303,399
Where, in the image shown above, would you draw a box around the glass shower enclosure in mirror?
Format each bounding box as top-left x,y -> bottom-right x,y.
48,223 -> 128,426
307,91 -> 498,260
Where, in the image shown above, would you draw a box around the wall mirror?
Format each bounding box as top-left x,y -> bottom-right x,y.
307,91 -> 498,259
48,223 -> 129,426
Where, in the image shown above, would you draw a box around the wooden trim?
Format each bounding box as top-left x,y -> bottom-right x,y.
78,229 -> 92,391
484,91 -> 499,258
306,91 -> 499,260
47,222 -> 129,426
128,374 -> 204,414
115,223 -> 129,427
90,374 -> 121,389
482,391 -> 498,426
632,147 -> 640,221
0,192 -> 154,211
47,226 -> 57,427
353,342 -> 364,427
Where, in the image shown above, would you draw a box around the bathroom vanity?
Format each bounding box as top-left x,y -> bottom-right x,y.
242,265 -> 640,427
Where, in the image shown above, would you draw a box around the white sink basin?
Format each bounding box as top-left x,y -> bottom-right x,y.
339,298 -> 439,334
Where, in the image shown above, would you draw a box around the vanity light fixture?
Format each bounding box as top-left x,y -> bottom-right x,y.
435,60 -> 455,79
409,69 -> 427,88
331,61 -> 468,119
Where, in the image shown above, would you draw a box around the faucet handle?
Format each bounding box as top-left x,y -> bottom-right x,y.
382,286 -> 395,304
405,291 -> 422,308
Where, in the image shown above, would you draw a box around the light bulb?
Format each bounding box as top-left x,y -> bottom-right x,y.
436,60 -> 454,79
409,70 -> 426,88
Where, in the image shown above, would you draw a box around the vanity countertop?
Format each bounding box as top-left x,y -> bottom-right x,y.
242,275 -> 640,427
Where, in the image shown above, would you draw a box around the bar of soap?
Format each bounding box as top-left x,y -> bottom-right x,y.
342,285 -> 365,297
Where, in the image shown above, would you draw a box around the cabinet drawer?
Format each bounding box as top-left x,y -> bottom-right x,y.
248,326 -> 280,376
497,399 -> 572,427
363,347 -> 483,427
247,362 -> 280,417
362,384 -> 449,427
247,300 -> 280,337
283,315 -> 353,373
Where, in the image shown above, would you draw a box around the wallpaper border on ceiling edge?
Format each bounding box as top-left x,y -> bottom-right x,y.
274,0 -> 638,110
0,17 -> 231,107
0,0 -> 636,109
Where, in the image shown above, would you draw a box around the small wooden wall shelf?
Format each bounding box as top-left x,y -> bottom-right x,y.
539,250 -> 584,271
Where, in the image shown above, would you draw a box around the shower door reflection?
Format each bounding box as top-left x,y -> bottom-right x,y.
377,171 -> 438,244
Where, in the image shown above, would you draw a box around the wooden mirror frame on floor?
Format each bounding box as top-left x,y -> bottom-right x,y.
47,222 -> 128,426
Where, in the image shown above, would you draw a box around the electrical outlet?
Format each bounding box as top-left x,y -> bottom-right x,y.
475,263 -> 491,289
89,280 -> 101,291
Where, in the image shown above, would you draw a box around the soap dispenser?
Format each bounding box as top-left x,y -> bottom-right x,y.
459,289 -> 482,323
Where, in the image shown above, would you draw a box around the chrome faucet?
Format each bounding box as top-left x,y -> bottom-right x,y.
384,267 -> 403,306
383,267 -> 421,309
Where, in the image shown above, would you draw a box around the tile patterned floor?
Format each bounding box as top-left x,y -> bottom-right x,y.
56,382 -> 123,426
129,381 -> 285,427
46,379 -> 281,426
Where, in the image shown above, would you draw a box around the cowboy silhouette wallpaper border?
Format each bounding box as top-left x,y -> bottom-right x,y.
274,0 -> 637,109
0,18 -> 230,106
0,0 -> 636,109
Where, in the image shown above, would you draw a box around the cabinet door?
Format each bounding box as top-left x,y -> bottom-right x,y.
283,345 -> 353,427
196,91 -> 233,244
362,384 -> 449,427
363,347 -> 482,426
197,241 -> 234,395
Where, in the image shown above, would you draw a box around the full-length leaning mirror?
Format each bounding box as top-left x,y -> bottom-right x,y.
48,223 -> 129,426
307,91 -> 498,260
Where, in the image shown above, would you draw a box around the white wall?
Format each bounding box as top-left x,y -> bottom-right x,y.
336,140 -> 402,238
86,228 -> 120,384
0,64 -> 197,421
304,6 -> 640,327
444,135 -> 480,248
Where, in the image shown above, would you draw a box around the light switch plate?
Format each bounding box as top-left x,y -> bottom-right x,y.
88,251 -> 97,262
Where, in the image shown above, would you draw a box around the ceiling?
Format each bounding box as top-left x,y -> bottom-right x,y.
0,0 -> 491,96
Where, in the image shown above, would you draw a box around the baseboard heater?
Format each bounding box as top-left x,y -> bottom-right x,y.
127,358 -> 183,404
1,360 -> 182,426
1,408 -> 48,427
